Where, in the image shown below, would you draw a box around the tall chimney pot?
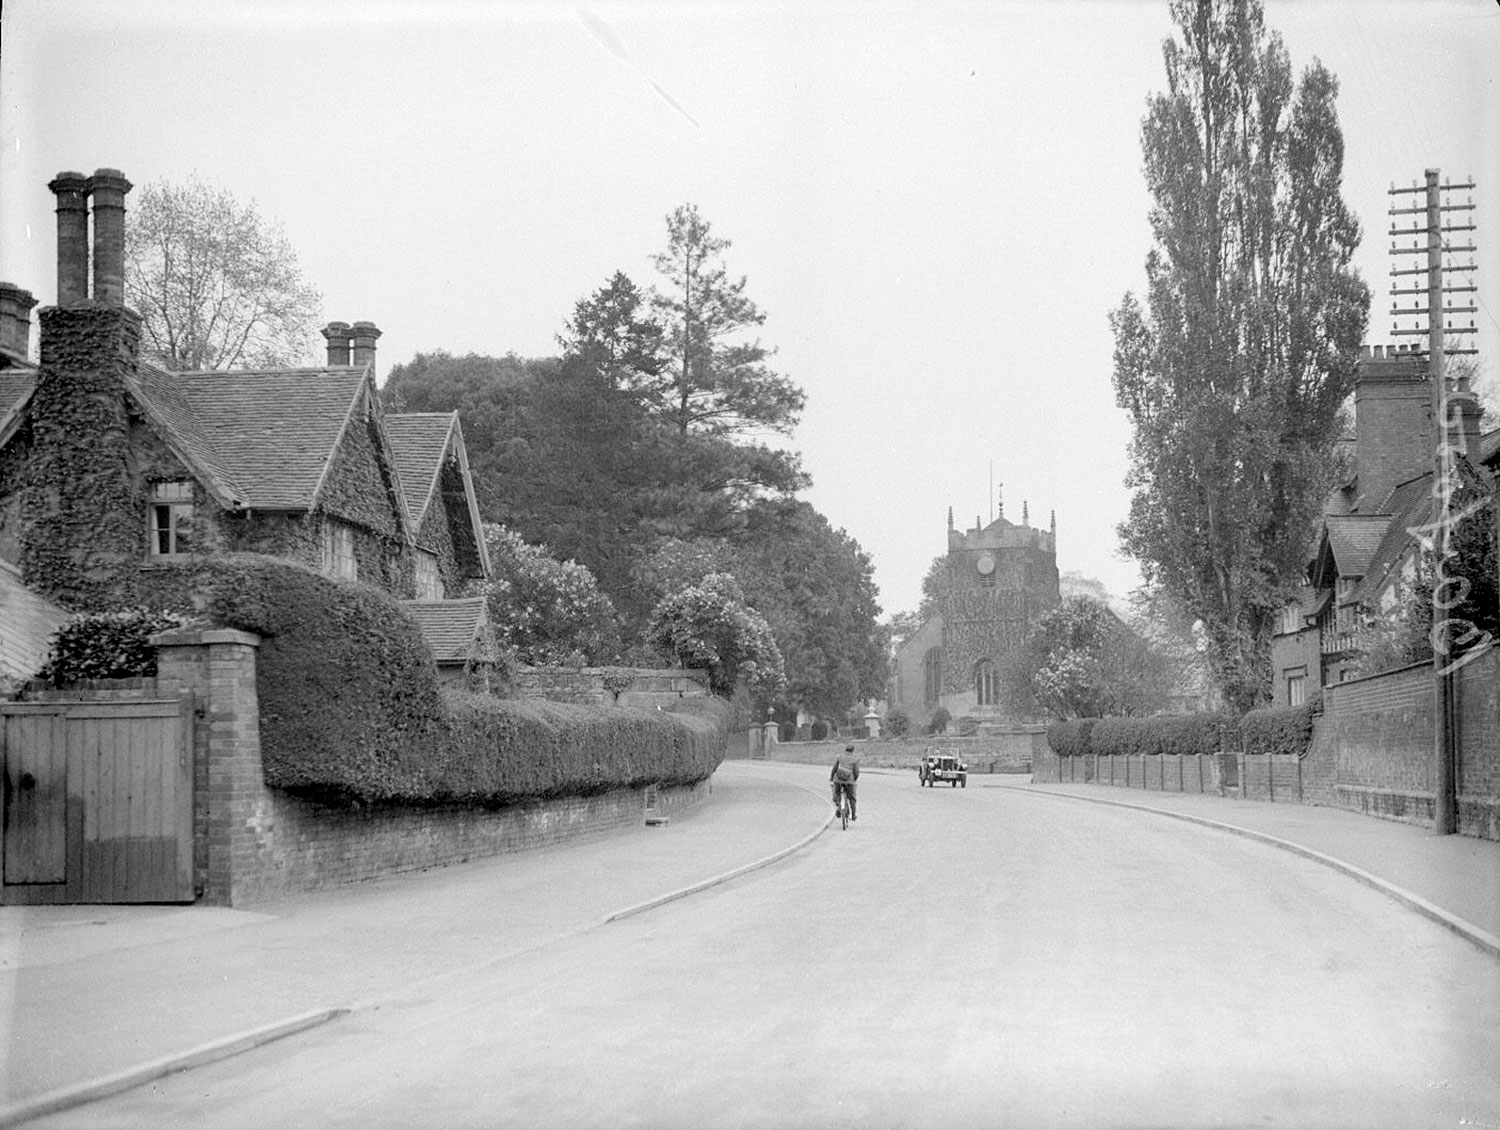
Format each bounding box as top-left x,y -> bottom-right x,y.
87,169 -> 132,307
0,283 -> 39,359
322,321 -> 353,366
48,172 -> 90,306
350,321 -> 381,374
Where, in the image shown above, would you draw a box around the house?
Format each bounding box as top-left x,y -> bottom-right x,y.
0,167 -> 491,679
1270,344 -> 1493,705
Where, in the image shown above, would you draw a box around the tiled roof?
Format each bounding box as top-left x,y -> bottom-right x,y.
1353,474 -> 1433,603
0,369 -> 35,440
1480,427 -> 1499,466
383,413 -> 456,525
401,596 -> 488,664
1323,514 -> 1390,579
129,365 -> 369,510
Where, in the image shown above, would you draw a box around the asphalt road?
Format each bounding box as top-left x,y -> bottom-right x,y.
31,766 -> 1500,1129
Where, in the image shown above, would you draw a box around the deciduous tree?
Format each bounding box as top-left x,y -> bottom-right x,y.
1110,0 -> 1369,710
125,177 -> 322,370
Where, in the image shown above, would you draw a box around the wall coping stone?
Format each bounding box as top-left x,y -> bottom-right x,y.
151,627 -> 261,648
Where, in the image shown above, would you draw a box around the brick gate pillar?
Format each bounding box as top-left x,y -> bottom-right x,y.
152,628 -> 267,905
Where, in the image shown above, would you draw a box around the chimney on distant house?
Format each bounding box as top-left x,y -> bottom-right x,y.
48,171 -> 90,306
88,169 -> 132,306
1353,344 -> 1432,511
322,321 -> 352,366
350,321 -> 381,374
0,283 -> 38,359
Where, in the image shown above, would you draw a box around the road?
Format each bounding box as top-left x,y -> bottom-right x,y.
29,765 -> 1500,1129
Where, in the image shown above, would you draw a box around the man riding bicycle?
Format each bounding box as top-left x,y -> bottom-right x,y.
830,745 -> 859,821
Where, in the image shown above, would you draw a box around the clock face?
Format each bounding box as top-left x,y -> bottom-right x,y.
976,553 -> 995,576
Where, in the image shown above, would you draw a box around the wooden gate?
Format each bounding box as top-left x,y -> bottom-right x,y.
1,698 -> 194,904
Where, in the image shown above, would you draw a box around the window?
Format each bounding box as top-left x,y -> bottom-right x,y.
149,481 -> 194,556
1278,603 -> 1302,635
974,659 -> 999,706
321,520 -> 358,581
414,551 -> 443,600
922,647 -> 942,706
1286,673 -> 1306,706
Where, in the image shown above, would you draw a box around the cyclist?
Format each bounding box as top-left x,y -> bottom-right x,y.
830,745 -> 859,821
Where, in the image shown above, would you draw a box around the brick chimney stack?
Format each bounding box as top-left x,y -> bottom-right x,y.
322,321 -> 352,366
1353,346 -> 1431,511
0,283 -> 38,359
87,168 -> 132,307
48,171 -> 91,306
350,321 -> 381,374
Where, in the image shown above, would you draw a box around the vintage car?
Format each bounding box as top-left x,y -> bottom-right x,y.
918,752 -> 968,788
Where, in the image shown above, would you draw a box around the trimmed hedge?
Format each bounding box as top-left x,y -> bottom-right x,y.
1090,712 -> 1238,758
1047,718 -> 1099,757
1241,696 -> 1321,758
120,554 -> 727,802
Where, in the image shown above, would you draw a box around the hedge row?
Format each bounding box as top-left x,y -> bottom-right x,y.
116,554 -> 727,803
1241,697 -> 1321,758
1048,700 -> 1321,760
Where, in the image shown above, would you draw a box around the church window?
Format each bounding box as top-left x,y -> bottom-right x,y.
974,659 -> 999,706
922,648 -> 942,706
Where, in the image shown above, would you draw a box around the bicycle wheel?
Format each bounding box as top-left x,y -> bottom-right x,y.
841,794 -> 849,831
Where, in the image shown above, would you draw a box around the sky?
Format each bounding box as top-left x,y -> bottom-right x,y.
2,0 -> 1497,619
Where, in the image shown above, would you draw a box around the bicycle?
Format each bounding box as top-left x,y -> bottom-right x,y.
834,784 -> 853,830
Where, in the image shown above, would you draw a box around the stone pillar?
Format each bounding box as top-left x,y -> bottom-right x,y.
864,709 -> 881,738
87,169 -> 132,307
48,171 -> 90,306
152,627 -> 270,906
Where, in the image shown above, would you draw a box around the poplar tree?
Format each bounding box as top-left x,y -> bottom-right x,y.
1110,0 -> 1369,711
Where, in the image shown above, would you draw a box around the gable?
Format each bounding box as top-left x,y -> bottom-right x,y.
129,364 -> 373,511
318,391 -> 405,537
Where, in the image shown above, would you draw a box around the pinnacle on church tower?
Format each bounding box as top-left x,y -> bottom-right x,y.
947,506 -> 954,531
1050,509 -> 1056,536
1022,501 -> 1029,525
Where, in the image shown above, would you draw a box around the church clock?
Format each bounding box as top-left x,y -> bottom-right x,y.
975,552 -> 995,576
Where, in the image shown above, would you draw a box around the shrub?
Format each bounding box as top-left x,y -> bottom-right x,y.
38,608 -> 186,685
885,709 -> 910,738
1047,717 -> 1099,757
647,573 -> 786,698
482,524 -> 622,665
810,720 -> 829,741
927,706 -> 951,735
1242,695 -> 1321,757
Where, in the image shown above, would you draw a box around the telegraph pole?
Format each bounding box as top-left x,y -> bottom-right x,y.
1388,168 -> 1477,836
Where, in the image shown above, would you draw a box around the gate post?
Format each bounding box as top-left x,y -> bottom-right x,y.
152,627 -> 265,905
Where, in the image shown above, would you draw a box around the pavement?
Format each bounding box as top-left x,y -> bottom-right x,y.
0,761 -> 1497,1127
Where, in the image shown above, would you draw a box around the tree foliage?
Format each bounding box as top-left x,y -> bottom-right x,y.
646,572 -> 786,699
125,177 -> 322,370
1008,596 -> 1173,720
1110,0 -> 1369,710
482,524 -> 622,667
650,204 -> 806,440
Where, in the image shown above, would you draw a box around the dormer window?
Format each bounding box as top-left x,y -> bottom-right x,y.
149,481 -> 194,556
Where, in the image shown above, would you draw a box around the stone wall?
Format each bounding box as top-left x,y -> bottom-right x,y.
512,665 -> 710,709
751,731 -> 1042,773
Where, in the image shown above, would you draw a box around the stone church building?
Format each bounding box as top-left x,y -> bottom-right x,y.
891,501 -> 1060,731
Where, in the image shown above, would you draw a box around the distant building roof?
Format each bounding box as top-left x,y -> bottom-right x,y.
1317,514 -> 1390,586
